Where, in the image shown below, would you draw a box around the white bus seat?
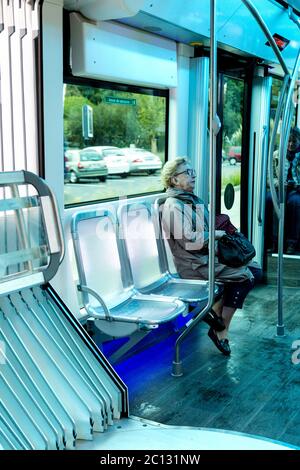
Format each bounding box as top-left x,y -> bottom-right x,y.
0,171 -> 127,449
117,201 -> 222,306
71,209 -> 186,361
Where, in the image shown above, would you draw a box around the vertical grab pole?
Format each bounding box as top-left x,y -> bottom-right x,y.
241,0 -> 300,337
268,75 -> 290,221
0,0 -> 4,172
171,0 -> 219,377
241,0 -> 289,76
208,0 -> 220,317
276,49 -> 300,336
257,126 -> 268,225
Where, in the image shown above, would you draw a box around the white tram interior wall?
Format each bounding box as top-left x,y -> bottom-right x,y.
44,0 -> 192,317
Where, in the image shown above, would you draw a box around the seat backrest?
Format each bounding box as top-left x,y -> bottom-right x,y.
118,202 -> 165,289
0,171 -> 64,296
154,196 -> 177,275
72,210 -> 131,309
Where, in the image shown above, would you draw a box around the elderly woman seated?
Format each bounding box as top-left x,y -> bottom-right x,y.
161,157 -> 262,356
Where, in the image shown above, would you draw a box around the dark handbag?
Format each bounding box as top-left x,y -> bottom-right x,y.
215,213 -> 237,235
218,232 -> 256,268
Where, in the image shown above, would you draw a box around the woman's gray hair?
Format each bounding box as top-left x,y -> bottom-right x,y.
161,157 -> 188,188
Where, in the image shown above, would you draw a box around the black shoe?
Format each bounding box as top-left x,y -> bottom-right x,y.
208,327 -> 231,356
203,309 -> 226,332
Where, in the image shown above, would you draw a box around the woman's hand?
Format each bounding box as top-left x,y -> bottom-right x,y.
215,230 -> 226,240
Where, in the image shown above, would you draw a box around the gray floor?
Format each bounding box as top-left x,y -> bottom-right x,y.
114,284 -> 300,448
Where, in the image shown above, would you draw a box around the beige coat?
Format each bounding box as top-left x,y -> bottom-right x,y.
162,188 -> 253,283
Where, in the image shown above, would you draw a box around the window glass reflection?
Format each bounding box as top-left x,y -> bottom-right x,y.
63,83 -> 167,205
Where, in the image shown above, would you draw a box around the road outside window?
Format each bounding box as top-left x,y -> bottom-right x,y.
63,82 -> 167,206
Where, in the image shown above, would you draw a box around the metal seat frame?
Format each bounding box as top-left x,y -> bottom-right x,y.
0,171 -> 127,448
117,199 -> 222,314
71,209 -> 186,362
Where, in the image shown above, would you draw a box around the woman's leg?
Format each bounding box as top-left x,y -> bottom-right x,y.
212,297 -> 223,316
212,298 -> 234,340
217,306 -> 236,340
215,277 -> 255,341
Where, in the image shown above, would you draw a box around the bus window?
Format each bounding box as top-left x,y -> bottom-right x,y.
63,81 -> 167,206
221,76 -> 244,230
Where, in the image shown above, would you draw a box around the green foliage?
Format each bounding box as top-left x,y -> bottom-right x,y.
64,84 -> 166,154
230,125 -> 242,146
64,95 -> 88,148
223,78 -> 244,148
136,94 -> 166,149
222,167 -> 241,189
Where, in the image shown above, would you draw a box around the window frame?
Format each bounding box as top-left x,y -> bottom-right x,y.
63,75 -> 169,208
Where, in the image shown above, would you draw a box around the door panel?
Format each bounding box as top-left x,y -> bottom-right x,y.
220,76 -> 245,230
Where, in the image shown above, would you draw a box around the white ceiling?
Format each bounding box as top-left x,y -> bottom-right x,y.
63,0 -> 300,70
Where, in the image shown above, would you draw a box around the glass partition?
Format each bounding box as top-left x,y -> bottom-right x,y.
221,76 -> 244,230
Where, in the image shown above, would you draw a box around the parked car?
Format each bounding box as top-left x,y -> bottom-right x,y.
121,148 -> 163,174
83,146 -> 130,177
227,146 -> 242,165
64,154 -> 70,182
65,148 -> 108,183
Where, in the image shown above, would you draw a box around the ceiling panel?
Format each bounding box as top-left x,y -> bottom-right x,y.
64,0 -> 300,70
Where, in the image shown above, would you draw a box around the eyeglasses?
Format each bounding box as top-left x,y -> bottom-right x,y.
174,169 -> 196,177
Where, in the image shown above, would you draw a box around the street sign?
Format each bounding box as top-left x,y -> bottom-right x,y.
105,97 -> 136,106
82,104 -> 94,139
